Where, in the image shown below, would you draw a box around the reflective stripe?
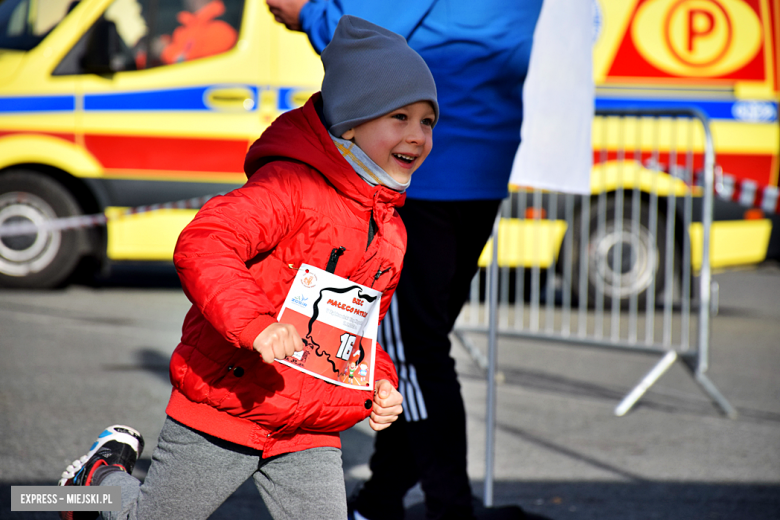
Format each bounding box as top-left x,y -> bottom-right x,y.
84,85 -> 258,111
0,86 -> 260,113
595,97 -> 778,122
0,95 -> 74,113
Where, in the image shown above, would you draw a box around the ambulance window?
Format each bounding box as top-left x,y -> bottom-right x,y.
53,0 -> 244,75
53,0 -> 141,76
0,0 -> 76,51
137,0 -> 244,69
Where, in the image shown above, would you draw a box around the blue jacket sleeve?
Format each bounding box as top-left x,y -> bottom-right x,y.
299,0 -> 439,54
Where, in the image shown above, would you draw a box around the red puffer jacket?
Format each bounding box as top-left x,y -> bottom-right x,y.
166,93 -> 404,457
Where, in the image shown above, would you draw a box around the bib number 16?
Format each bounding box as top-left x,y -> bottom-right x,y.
337,333 -> 356,360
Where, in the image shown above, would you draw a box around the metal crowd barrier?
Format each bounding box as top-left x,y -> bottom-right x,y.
453,108 -> 738,505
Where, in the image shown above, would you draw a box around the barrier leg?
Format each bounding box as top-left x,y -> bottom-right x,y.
693,371 -> 739,419
484,214 -> 500,508
614,351 -> 678,416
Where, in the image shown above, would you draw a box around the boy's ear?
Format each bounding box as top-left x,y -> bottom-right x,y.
341,128 -> 355,140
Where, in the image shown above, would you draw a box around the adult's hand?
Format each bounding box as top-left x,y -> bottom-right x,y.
266,0 -> 308,32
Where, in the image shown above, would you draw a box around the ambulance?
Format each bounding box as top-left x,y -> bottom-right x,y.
0,0 -> 323,287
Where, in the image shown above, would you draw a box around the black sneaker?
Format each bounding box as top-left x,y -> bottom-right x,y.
58,425 -> 144,520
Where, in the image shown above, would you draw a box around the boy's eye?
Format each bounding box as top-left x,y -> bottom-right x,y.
392,113 -> 407,121
422,118 -> 434,127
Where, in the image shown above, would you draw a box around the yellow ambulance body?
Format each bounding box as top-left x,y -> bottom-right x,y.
0,0 -> 323,287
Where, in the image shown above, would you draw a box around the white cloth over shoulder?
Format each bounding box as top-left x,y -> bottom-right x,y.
509,0 -> 594,195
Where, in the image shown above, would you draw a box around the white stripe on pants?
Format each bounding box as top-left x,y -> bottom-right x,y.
380,295 -> 428,422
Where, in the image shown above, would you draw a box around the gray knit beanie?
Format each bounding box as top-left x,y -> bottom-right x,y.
321,15 -> 439,138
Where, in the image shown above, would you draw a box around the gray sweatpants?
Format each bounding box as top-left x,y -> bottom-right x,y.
96,417 -> 348,520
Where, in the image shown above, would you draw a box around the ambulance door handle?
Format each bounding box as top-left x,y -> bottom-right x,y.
204,86 -> 256,112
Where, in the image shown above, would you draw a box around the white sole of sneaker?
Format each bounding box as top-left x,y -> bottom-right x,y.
58,425 -> 143,486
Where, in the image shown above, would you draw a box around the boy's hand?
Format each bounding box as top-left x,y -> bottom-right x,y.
369,379 -> 403,432
253,323 -> 304,364
266,0 -> 308,32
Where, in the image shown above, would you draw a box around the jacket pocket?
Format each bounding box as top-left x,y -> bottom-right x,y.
205,351 -> 247,407
174,344 -> 237,406
299,378 -> 373,432
210,356 -> 300,431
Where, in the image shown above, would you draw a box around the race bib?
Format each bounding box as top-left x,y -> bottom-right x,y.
276,264 -> 381,391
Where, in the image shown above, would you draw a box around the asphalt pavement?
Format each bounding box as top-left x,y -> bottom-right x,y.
0,261 -> 778,520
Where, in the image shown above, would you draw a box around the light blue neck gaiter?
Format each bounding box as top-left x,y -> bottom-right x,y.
330,133 -> 410,193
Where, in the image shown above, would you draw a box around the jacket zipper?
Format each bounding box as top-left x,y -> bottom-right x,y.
372,266 -> 391,287
366,210 -> 377,251
291,249 -> 387,285
326,246 -> 346,274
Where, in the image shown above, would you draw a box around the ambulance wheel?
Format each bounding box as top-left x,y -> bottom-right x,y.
571,196 -> 676,309
0,171 -> 84,288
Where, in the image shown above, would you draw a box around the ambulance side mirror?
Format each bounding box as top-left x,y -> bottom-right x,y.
80,18 -> 131,75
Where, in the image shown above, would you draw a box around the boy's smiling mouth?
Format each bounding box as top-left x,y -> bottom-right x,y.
393,153 -> 416,164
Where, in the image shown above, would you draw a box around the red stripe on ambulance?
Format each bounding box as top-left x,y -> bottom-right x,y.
85,134 -> 248,173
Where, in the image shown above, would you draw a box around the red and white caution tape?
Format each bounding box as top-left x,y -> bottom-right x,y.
0,193 -> 221,238
716,172 -> 779,215
5,173 -> 772,241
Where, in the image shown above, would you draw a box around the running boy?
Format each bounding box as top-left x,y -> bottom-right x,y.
58,15 -> 438,520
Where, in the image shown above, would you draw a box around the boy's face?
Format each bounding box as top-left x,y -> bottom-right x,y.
341,101 -> 435,185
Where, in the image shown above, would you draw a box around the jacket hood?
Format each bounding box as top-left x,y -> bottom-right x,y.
244,93 -> 406,214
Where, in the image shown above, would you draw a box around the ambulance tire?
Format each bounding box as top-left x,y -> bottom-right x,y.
0,171 -> 84,288
571,196 -> 678,309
